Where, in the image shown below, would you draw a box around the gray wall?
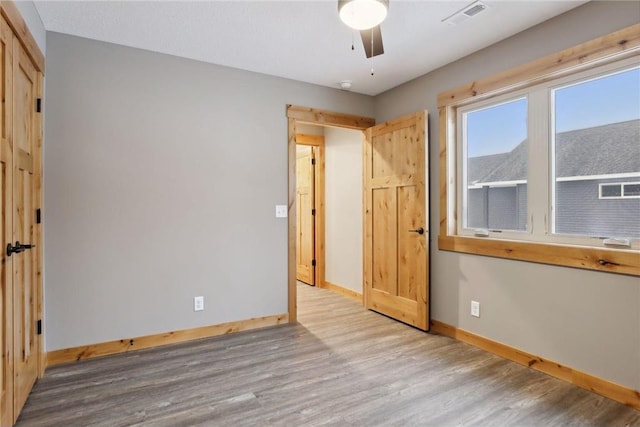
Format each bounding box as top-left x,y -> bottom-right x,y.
375,1 -> 640,390
15,1 -> 46,54
44,32 -> 374,350
324,127 -> 363,293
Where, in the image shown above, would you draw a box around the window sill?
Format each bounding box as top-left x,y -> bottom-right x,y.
438,235 -> 640,277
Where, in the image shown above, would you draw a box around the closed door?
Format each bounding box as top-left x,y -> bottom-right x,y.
296,146 -> 315,285
363,111 -> 429,330
11,38 -> 39,420
0,18 -> 14,427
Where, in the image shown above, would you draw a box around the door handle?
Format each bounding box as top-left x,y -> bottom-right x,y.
6,241 -> 35,257
7,242 -> 21,256
408,227 -> 425,235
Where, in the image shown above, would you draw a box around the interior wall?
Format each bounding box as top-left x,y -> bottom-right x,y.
374,1 -> 640,390
324,127 -> 363,293
14,1 -> 46,54
43,32 -> 374,351
296,124 -> 324,137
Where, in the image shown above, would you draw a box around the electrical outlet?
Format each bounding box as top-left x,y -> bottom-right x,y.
471,300 -> 480,317
194,296 -> 204,312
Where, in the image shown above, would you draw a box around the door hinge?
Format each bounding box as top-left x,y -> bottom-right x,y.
311,208 -> 316,216
36,208 -> 41,224
36,98 -> 42,113
37,319 -> 42,335
311,158 -> 316,165
312,260 -> 316,267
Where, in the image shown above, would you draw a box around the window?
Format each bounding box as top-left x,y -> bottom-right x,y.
461,98 -> 528,233
438,24 -> 639,275
552,67 -> 640,240
599,183 -> 640,199
455,61 -> 639,246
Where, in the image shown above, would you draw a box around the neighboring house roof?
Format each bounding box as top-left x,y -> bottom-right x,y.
467,152 -> 509,184
469,119 -> 640,184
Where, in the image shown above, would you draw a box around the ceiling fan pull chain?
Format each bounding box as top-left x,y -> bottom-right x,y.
351,30 -> 355,51
370,28 -> 375,76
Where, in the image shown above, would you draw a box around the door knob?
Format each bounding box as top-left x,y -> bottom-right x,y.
7,242 -> 21,256
408,227 -> 425,235
6,241 -> 35,257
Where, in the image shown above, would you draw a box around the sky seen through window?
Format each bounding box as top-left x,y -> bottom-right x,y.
466,67 -> 640,158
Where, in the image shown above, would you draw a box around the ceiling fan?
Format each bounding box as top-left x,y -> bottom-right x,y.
338,0 -> 388,58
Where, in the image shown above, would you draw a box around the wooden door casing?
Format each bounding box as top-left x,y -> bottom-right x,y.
364,111 -> 429,330
296,146 -> 315,285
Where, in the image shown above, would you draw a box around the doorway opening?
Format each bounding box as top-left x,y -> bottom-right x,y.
287,105 -> 431,331
295,124 -> 366,302
287,106 -> 375,323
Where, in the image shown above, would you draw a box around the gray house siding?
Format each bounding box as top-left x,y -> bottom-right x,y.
517,184 -> 527,231
468,178 -> 639,237
556,177 -> 640,238
488,187 -> 518,230
468,184 -> 528,231
468,187 -> 487,229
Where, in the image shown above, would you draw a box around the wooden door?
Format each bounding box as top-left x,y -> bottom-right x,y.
363,111 -> 429,330
296,146 -> 315,285
12,38 -> 38,418
0,17 -> 13,427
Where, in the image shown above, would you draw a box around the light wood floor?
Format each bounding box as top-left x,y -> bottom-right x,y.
16,284 -> 640,426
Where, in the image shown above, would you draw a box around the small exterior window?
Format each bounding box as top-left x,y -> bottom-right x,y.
600,183 -> 623,198
600,183 -> 640,199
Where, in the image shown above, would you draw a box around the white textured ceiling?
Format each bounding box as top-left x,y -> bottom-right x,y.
34,1 -> 587,96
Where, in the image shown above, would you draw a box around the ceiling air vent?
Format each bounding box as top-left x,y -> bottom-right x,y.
442,1 -> 488,26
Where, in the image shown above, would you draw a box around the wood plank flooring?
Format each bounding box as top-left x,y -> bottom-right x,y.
16,284 -> 640,426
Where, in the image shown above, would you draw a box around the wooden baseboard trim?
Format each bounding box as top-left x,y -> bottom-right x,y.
321,281 -> 363,303
430,320 -> 640,410
47,313 -> 289,366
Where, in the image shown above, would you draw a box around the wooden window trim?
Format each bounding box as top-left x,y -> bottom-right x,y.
438,24 -> 640,277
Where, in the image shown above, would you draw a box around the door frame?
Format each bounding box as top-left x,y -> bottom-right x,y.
295,134 -> 324,287
286,105 -> 375,323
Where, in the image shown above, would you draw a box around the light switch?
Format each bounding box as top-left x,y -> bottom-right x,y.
194,296 -> 204,312
275,205 -> 288,218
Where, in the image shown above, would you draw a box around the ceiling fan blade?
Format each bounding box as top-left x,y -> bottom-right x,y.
360,25 -> 384,58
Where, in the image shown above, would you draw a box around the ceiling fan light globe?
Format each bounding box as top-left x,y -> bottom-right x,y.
339,0 -> 388,31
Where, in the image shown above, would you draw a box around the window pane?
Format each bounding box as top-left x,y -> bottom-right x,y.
553,67 -> 640,238
623,183 -> 640,197
464,98 -> 527,231
601,184 -> 622,198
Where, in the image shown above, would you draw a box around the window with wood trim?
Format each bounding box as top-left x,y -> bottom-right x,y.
438,24 -> 640,275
